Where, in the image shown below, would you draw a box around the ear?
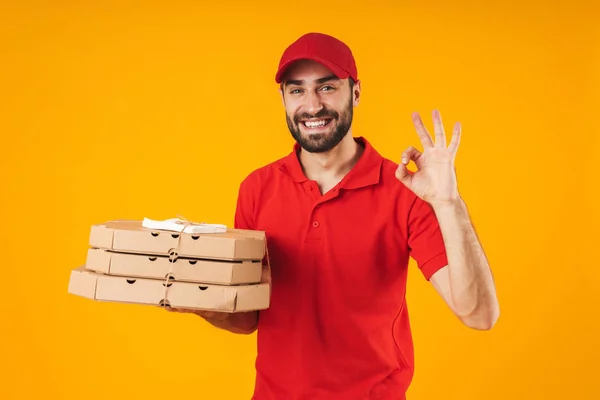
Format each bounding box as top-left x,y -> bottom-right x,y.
353,79 -> 361,107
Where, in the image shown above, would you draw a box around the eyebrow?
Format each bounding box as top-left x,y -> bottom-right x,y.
284,75 -> 340,87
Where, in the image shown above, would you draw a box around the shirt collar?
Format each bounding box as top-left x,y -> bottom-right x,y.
277,136 -> 383,190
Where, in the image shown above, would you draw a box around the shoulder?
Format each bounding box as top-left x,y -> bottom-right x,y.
380,156 -> 401,177
378,155 -> 420,207
238,154 -> 289,193
352,137 -> 421,213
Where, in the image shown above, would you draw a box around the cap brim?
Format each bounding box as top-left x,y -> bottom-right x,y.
275,55 -> 350,83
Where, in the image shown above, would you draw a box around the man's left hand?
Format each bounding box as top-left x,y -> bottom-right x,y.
395,109 -> 461,206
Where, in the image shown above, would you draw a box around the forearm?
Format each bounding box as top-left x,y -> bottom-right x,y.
432,197 -> 499,329
201,311 -> 259,334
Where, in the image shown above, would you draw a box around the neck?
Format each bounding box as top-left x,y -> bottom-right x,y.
298,133 -> 364,185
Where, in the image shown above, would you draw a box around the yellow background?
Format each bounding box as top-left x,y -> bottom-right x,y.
2,1 -> 599,399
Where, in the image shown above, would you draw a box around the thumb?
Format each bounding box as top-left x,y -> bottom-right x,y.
395,146 -> 420,185
395,162 -> 413,186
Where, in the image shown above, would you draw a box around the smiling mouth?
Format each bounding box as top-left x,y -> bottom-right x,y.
301,118 -> 333,129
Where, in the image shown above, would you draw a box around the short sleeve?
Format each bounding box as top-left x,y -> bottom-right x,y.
234,174 -> 271,290
234,177 -> 255,230
407,197 -> 448,280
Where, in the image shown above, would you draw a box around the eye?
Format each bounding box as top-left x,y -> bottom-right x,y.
320,85 -> 335,91
289,88 -> 303,94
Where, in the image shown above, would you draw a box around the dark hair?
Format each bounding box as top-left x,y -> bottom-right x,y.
348,77 -> 355,89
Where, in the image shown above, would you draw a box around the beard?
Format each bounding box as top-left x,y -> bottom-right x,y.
286,98 -> 353,154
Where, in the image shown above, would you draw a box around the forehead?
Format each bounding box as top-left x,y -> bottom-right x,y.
282,59 -> 337,84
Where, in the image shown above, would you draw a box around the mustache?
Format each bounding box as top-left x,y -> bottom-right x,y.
294,108 -> 338,124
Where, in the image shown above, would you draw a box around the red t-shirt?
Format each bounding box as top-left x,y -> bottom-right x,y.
234,137 -> 448,400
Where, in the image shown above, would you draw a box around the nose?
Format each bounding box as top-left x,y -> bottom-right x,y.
305,91 -> 323,115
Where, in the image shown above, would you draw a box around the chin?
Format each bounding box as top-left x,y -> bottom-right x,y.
297,131 -> 348,154
288,113 -> 351,154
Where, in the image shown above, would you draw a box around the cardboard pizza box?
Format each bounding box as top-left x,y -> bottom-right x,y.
89,220 -> 266,261
85,248 -> 263,285
67,266 -> 270,313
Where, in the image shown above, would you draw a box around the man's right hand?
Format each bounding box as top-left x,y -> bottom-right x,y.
167,307 -> 229,321
166,306 -> 258,335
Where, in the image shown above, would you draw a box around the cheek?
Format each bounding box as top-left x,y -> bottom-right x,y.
285,107 -> 297,119
286,104 -> 304,119
283,95 -> 301,108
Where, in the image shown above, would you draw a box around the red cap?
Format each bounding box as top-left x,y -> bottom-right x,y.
275,32 -> 358,84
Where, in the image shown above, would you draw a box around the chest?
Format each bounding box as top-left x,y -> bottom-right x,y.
254,183 -> 411,284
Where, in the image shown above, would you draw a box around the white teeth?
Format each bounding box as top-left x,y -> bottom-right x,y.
304,119 -> 328,128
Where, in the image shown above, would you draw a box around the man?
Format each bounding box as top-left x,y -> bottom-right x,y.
173,32 -> 499,399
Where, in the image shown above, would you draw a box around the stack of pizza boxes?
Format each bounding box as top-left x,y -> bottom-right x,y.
68,218 -> 271,313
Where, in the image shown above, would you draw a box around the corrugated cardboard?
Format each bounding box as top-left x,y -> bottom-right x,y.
85,248 -> 263,285
89,220 -> 266,261
68,267 -> 270,312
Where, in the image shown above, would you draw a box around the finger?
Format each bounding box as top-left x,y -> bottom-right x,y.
196,310 -> 217,318
411,112 -> 434,148
166,306 -> 201,315
400,146 -> 422,165
432,109 -> 446,148
448,121 -> 461,155
395,162 -> 413,186
165,306 -> 187,313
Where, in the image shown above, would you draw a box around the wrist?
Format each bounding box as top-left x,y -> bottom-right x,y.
430,196 -> 465,213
